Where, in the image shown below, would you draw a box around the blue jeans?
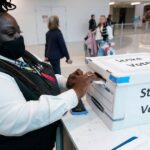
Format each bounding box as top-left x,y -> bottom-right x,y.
96,40 -> 106,56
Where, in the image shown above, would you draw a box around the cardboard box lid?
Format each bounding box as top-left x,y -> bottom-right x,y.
86,53 -> 150,84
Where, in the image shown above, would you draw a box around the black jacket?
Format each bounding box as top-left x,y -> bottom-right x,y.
45,28 -> 70,60
89,19 -> 96,31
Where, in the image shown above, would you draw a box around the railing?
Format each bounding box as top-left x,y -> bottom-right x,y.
113,22 -> 150,49
114,21 -> 150,35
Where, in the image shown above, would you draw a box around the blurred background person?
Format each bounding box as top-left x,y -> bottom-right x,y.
45,15 -> 72,74
96,15 -> 113,42
89,14 -> 97,31
107,14 -> 113,26
95,15 -> 114,56
107,14 -> 115,35
119,13 -> 126,24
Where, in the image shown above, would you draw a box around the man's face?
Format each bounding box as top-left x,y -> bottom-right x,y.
0,13 -> 21,44
99,16 -> 106,24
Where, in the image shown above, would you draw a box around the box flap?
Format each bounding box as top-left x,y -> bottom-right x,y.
86,53 -> 150,84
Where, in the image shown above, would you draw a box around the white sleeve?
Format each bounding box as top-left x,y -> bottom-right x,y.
55,74 -> 67,91
95,27 -> 103,41
107,26 -> 113,40
0,72 -> 78,136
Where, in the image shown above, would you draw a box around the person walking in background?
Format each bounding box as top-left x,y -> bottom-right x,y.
95,15 -> 115,56
96,15 -> 113,42
107,14 -> 115,35
107,14 -> 113,26
45,15 -> 72,74
89,14 -> 97,31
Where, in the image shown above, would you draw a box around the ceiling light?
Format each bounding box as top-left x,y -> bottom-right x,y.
109,2 -> 115,5
131,2 -> 141,5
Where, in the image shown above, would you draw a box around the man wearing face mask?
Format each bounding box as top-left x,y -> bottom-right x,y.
0,1 -> 97,150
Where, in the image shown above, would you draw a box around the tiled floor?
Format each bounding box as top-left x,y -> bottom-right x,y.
26,28 -> 150,77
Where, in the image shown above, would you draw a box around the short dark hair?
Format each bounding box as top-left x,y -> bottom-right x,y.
91,14 -> 95,18
108,14 -> 112,18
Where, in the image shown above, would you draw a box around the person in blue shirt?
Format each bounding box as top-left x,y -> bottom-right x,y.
45,16 -> 72,74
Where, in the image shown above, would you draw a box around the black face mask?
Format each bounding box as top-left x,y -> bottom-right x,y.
0,36 -> 25,60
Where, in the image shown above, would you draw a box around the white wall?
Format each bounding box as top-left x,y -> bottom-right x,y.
10,0 -> 109,45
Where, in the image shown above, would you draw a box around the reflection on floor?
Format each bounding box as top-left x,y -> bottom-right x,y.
26,30 -> 150,77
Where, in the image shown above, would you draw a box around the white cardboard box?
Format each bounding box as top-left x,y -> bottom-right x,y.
86,53 -> 150,130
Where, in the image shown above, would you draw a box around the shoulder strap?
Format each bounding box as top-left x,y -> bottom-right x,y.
22,51 -> 60,95
23,51 -> 56,80
0,59 -> 42,96
23,50 -> 41,66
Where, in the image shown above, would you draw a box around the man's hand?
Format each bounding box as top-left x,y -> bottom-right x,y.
73,73 -> 98,99
66,69 -> 83,89
66,59 -> 73,64
67,69 -> 98,99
